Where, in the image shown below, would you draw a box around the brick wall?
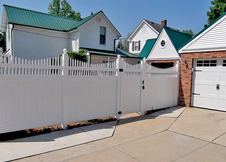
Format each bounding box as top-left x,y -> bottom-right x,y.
179,51 -> 226,107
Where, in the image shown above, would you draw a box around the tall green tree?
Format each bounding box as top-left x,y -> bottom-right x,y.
182,29 -> 194,37
207,0 -> 226,25
61,0 -> 81,20
48,0 -> 61,16
0,32 -> 6,52
117,40 -> 124,49
48,0 -> 81,20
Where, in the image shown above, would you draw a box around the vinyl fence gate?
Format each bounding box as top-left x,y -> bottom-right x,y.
0,52 -> 179,134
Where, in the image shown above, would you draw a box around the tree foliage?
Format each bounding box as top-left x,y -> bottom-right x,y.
117,40 -> 124,49
123,32 -> 131,52
207,0 -> 226,25
67,49 -> 87,62
0,32 -> 6,52
48,0 -> 81,20
117,32 -> 132,52
182,29 -> 194,37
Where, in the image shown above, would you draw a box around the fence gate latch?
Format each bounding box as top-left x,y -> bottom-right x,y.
119,69 -> 123,72
118,111 -> 122,115
142,85 -> 145,90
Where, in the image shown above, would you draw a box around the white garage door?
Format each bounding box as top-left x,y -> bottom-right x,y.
192,59 -> 226,111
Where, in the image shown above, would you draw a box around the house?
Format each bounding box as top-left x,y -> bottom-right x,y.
139,26 -> 191,68
1,4 -> 137,63
178,11 -> 226,112
127,19 -> 170,56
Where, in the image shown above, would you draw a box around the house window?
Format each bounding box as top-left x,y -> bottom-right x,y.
132,41 -> 140,51
100,26 -> 106,45
160,40 -> 166,48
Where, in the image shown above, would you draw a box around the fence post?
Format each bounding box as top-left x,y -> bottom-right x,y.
140,58 -> 146,115
175,61 -> 180,106
116,55 -> 121,120
62,48 -> 69,129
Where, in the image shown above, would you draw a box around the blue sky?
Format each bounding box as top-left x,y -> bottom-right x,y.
0,0 -> 212,38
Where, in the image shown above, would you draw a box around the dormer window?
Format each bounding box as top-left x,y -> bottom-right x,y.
100,26 -> 106,45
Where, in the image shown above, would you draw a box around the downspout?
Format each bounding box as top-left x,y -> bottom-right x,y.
11,24 -> 14,56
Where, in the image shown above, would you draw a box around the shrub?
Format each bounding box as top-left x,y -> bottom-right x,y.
67,49 -> 87,62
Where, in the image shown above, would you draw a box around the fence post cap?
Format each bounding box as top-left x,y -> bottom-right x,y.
63,48 -> 68,55
117,55 -> 121,59
86,52 -> 90,56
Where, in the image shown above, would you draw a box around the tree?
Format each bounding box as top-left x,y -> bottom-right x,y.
117,40 -> 124,49
182,29 -> 194,37
61,0 -> 81,20
207,0 -> 226,25
48,0 -> 61,16
48,0 -> 81,20
120,32 -> 132,52
0,32 -> 6,52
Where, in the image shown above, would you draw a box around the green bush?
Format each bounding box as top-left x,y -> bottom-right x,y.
67,49 -> 87,62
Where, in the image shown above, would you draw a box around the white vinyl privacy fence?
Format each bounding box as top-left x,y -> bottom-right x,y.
0,50 -> 179,134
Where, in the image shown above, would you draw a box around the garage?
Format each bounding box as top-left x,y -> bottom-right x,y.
192,59 -> 226,111
178,11 -> 226,110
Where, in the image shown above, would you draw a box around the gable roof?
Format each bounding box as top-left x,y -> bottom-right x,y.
2,4 -> 121,35
179,11 -> 226,52
139,39 -> 157,58
164,26 -> 191,51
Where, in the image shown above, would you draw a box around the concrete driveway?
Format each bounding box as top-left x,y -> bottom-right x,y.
13,107 -> 226,162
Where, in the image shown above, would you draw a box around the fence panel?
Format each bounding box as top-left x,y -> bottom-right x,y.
0,56 -> 63,134
65,60 -> 117,123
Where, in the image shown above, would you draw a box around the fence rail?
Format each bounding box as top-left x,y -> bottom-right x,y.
0,50 -> 179,134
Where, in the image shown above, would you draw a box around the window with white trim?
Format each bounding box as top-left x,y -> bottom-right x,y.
132,41 -> 140,51
100,26 -> 106,45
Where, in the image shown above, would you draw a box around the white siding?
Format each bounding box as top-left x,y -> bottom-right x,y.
129,22 -> 158,55
147,29 -> 180,60
13,25 -> 69,60
180,16 -> 226,53
79,14 -> 118,52
69,30 -> 80,51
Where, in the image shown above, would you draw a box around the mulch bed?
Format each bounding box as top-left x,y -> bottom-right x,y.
0,117 -> 116,142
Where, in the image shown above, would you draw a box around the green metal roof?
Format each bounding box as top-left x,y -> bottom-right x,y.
4,4 -> 100,32
164,26 -> 191,51
139,39 -> 157,58
86,48 -> 140,58
178,12 -> 226,50
116,48 -> 139,58
87,50 -> 118,57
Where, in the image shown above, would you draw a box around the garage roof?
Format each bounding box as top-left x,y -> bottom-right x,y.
178,12 -> 226,51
